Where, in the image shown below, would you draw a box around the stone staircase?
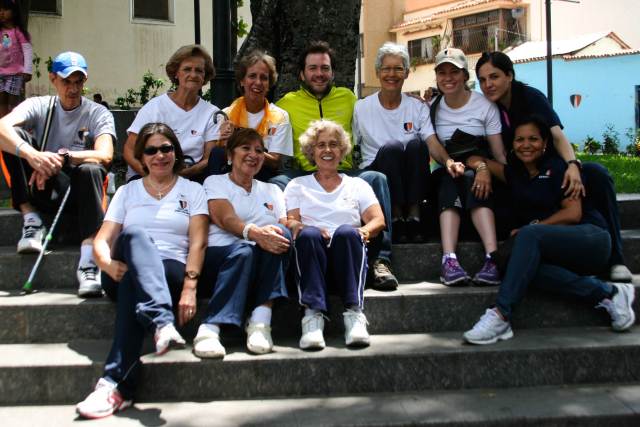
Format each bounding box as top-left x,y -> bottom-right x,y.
0,196 -> 639,426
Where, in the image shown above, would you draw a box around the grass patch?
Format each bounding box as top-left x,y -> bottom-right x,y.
577,154 -> 640,194
0,198 -> 9,208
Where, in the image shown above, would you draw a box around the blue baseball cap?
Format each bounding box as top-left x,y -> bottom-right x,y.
51,52 -> 88,78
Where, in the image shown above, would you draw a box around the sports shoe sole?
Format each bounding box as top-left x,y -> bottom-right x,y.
345,336 -> 370,347
78,285 -> 104,298
76,399 -> 133,419
371,276 -> 399,291
464,328 -> 514,345
299,338 -> 326,350
17,243 -> 43,254
613,284 -> 636,331
472,276 -> 501,286
440,275 -> 470,287
193,337 -> 226,359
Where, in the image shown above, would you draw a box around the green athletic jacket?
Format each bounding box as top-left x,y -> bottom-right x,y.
276,85 -> 356,171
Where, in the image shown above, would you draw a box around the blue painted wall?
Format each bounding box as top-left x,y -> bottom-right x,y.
512,54 -> 640,147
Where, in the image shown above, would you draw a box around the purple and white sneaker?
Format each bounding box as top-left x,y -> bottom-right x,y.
440,257 -> 470,286
473,258 -> 501,286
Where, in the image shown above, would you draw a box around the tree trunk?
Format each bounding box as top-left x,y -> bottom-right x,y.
239,0 -> 361,100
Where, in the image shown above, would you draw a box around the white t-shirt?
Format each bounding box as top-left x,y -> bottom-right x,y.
433,91 -> 501,144
284,174 -> 379,237
223,102 -> 293,156
353,92 -> 434,168
12,96 -> 115,153
126,93 -> 222,179
203,174 -> 286,247
104,177 -> 208,264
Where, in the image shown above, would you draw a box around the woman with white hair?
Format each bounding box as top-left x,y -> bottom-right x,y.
352,42 -> 433,243
284,119 -> 385,350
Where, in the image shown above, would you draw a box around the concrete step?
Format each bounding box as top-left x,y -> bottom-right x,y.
2,383 -> 639,426
1,192 -> 639,247
1,327 -> 639,405
1,229 -> 639,289
1,280 -> 639,344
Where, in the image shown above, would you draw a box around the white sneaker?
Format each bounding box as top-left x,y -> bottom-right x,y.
154,323 -> 185,355
610,264 -> 633,283
77,264 -> 103,298
246,322 -> 273,354
193,323 -> 226,358
299,312 -> 326,350
17,224 -> 46,254
343,310 -> 370,347
464,308 -> 514,345
76,378 -> 132,419
596,283 -> 636,331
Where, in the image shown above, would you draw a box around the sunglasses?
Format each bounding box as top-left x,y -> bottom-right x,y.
143,144 -> 175,155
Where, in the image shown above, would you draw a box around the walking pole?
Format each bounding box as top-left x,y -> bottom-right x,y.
22,185 -> 72,294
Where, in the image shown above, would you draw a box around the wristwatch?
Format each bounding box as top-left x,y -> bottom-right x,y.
567,159 -> 582,171
57,148 -> 71,166
184,270 -> 200,280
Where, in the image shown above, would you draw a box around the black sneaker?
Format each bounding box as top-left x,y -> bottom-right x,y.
392,219 -> 407,244
370,260 -> 398,291
406,218 -> 425,243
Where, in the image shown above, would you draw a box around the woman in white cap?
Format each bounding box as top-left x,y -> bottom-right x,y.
425,47 -> 506,287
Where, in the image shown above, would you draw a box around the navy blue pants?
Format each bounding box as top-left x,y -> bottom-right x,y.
101,226 -> 183,399
270,169 -> 392,265
496,223 -> 613,320
199,225 -> 290,326
294,224 -> 368,312
583,162 -> 625,266
366,139 -> 430,207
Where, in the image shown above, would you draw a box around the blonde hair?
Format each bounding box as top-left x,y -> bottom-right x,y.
165,44 -> 215,85
299,119 -> 351,166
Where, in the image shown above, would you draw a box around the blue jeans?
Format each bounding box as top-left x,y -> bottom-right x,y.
294,224 -> 368,311
199,225 -> 290,326
496,223 -> 613,320
270,169 -> 392,264
101,226 -> 183,399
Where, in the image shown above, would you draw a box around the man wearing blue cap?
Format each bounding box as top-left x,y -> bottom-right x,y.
0,51 -> 115,297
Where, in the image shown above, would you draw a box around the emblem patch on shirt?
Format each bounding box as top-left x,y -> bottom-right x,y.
268,127 -> 277,136
538,169 -> 552,179
403,122 -> 413,132
263,202 -> 273,211
191,130 -> 198,135
175,197 -> 189,215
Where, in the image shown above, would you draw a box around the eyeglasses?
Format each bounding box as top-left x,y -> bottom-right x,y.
380,66 -> 406,75
143,145 -> 175,155
315,142 -> 340,150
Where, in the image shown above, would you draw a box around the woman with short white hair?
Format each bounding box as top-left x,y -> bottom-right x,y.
285,119 -> 385,350
353,42 -> 432,243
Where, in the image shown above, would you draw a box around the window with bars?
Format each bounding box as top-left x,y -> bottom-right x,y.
452,9 -> 520,54
133,0 -> 171,22
30,0 -> 60,15
407,37 -> 438,64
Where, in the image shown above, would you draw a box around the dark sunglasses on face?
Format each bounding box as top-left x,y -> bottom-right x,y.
143,144 -> 175,155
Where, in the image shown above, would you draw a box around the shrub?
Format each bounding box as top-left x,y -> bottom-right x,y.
602,124 -> 620,155
583,136 -> 601,154
115,71 -> 165,110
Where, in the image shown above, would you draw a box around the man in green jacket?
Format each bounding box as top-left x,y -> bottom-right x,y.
272,41 -> 397,291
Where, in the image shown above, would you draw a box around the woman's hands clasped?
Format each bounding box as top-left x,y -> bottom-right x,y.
249,224 -> 291,254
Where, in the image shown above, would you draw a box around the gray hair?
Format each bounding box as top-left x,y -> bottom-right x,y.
375,42 -> 410,72
299,119 -> 351,167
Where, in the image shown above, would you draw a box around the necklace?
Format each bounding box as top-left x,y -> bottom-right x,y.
145,176 -> 176,200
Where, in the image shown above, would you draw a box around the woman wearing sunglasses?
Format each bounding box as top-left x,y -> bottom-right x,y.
76,122 -> 209,419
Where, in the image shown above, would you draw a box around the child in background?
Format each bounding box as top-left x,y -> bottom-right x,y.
0,0 -> 31,117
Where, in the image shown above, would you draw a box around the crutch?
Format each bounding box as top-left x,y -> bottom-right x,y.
22,185 -> 72,294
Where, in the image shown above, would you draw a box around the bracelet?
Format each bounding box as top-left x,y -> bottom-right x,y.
476,162 -> 488,172
242,223 -> 256,241
15,141 -> 27,157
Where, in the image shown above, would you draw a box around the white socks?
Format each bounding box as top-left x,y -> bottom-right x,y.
442,252 -> 457,263
198,323 -> 221,336
305,308 -> 320,317
79,244 -> 95,268
250,305 -> 272,325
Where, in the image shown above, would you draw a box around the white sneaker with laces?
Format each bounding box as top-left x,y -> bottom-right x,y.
246,322 -> 273,354
596,283 -> 636,331
610,264 -> 633,283
193,323 -> 226,358
77,263 -> 103,297
154,323 -> 186,355
299,312 -> 326,350
343,310 -> 370,347
17,224 -> 46,254
464,308 -> 513,345
76,377 -> 132,419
